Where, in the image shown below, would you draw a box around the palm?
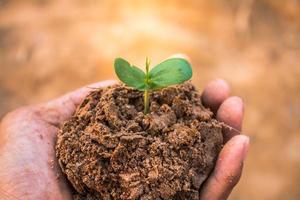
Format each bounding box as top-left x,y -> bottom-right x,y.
0,79 -> 248,200
0,107 -> 72,200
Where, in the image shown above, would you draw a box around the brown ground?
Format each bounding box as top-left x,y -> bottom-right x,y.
56,83 -> 223,200
0,0 -> 300,199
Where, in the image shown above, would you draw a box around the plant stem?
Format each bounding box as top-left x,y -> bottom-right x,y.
144,89 -> 150,114
144,57 -> 151,114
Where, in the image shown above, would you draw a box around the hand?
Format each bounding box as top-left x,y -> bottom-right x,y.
0,79 -> 249,200
0,80 -> 115,200
200,79 -> 249,200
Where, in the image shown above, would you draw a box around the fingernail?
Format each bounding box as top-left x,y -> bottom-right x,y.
168,53 -> 190,61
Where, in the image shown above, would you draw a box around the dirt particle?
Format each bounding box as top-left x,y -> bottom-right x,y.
48,159 -> 54,169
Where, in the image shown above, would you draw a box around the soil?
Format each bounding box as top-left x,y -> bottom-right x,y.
56,82 -> 223,200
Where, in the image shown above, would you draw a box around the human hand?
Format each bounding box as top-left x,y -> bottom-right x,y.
0,79 -> 248,200
200,79 -> 249,200
0,80 -> 115,200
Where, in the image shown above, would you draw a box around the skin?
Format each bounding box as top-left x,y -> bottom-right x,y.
0,79 -> 249,200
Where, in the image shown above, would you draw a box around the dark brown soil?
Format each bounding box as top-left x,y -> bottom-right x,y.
56,82 -> 223,200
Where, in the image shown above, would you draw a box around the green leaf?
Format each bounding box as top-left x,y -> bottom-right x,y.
114,58 -> 147,90
148,58 -> 192,90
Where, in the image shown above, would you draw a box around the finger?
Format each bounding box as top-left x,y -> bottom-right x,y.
201,79 -> 230,114
168,53 -> 191,62
37,80 -> 116,126
216,96 -> 244,143
199,135 -> 250,200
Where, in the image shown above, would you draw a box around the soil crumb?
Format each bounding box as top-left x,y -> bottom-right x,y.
56,82 -> 223,200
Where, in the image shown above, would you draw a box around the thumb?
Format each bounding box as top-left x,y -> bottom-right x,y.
168,53 -> 191,62
36,80 -> 116,127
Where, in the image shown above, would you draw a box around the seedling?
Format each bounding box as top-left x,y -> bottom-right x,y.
114,57 -> 192,114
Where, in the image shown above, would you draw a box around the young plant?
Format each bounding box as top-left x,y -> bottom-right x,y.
114,57 -> 192,114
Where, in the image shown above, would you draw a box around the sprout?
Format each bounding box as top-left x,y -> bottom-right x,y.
114,57 -> 193,114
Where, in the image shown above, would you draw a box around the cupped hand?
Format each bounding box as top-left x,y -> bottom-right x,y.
0,79 -> 249,200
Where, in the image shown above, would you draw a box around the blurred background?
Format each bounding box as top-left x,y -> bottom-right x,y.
0,0 -> 299,199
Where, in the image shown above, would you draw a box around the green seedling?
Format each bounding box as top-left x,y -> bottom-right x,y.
114,57 -> 192,114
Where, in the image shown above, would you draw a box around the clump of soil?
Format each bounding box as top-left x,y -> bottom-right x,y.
56,82 -> 223,200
